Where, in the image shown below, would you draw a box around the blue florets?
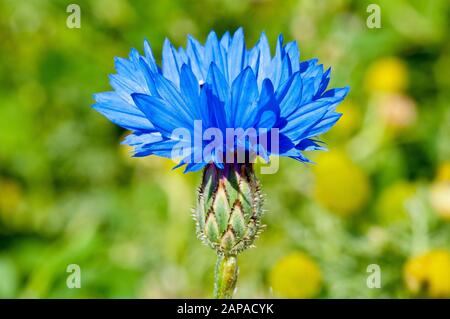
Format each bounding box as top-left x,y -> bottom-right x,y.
93,28 -> 349,172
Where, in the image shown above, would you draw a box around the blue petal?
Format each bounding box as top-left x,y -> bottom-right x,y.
204,63 -> 229,130
300,58 -> 318,73
122,131 -> 162,146
109,74 -> 143,103
281,99 -> 331,143
304,111 -> 342,138
247,47 -> 260,78
279,55 -> 293,87
276,71 -> 302,118
114,57 -> 135,80
315,67 -> 331,98
285,41 -> 300,73
230,67 -> 258,128
220,31 -> 231,51
256,32 -> 271,89
205,31 -> 228,81
162,38 -> 182,88
270,34 -> 284,88
143,39 -> 158,73
132,93 -> 193,136
322,86 -> 350,99
205,63 -> 229,102
299,87 -> 349,137
296,138 -> 327,151
227,28 -> 246,82
177,47 -> 189,65
180,64 -> 201,119
138,57 -> 158,96
93,92 -> 154,131
290,153 -> 314,163
254,79 -> 279,129
152,72 -> 196,121
186,35 -> 206,82
134,139 -> 191,158
301,64 -> 324,104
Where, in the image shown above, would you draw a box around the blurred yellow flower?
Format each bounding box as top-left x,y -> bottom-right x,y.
313,151 -> 371,216
269,252 -> 322,298
436,162 -> 450,182
430,183 -> 450,220
430,162 -> 450,220
334,100 -> 362,137
365,57 -> 408,93
375,182 -> 417,225
404,250 -> 450,298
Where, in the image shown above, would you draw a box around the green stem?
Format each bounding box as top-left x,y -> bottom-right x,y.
213,254 -> 238,299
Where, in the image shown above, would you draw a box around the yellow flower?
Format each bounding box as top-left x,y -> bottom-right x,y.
365,57 -> 408,93
435,162 -> 450,182
404,250 -> 450,298
429,162 -> 450,220
375,182 -> 417,225
430,182 -> 450,220
334,100 -> 362,137
269,252 -> 322,298
313,151 -> 370,216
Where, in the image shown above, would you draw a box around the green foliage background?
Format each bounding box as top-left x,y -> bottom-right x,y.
0,0 -> 449,298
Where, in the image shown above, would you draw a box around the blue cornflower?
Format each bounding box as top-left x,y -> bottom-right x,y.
93,28 -> 349,172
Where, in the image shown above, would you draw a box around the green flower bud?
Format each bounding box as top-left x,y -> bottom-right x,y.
195,163 -> 264,255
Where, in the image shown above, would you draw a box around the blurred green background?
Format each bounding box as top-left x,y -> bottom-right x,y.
0,0 -> 449,298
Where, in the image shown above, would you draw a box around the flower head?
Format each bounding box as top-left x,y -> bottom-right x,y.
93,28 -> 349,172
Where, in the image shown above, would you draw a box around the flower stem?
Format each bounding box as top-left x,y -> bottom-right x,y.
213,254 -> 238,299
